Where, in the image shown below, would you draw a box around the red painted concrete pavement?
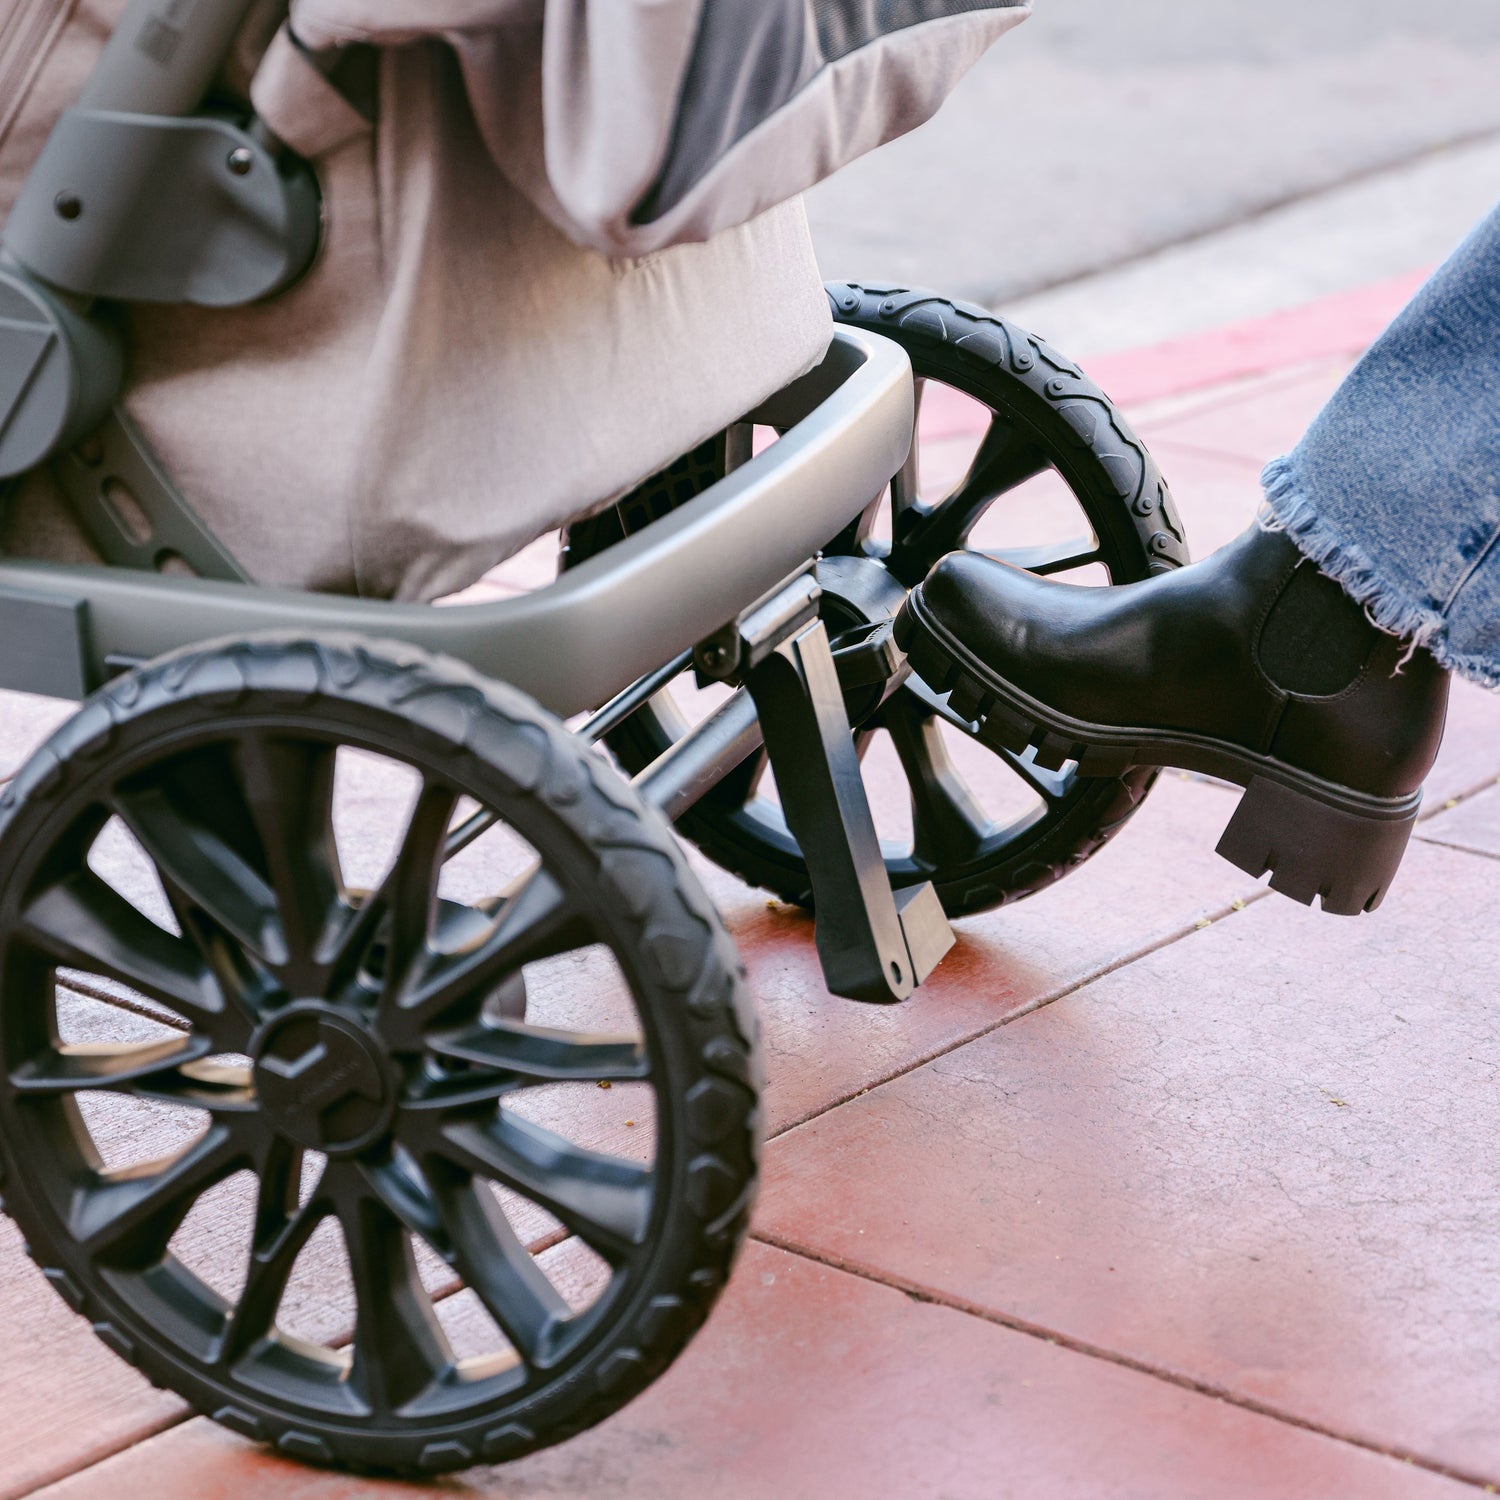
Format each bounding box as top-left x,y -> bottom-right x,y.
29,1246 -> 1479,1500
758,840 -> 1500,1481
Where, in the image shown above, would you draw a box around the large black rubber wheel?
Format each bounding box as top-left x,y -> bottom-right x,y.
569,284 -> 1190,919
0,636 -> 759,1474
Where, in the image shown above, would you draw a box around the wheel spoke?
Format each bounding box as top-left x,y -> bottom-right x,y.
424,1020 -> 649,1089
321,890 -> 387,1002
337,1178 -> 451,1413
893,415 -> 1046,576
379,781 -> 461,1001
71,1121 -> 242,1267
233,733 -> 342,979
359,1150 -> 571,1367
110,786 -> 279,965
429,1174 -> 570,1368
8,1045 -> 255,1114
386,867 -> 589,1046
10,1037 -> 214,1094
134,1056 -> 258,1113
881,689 -> 994,868
220,1138 -> 322,1366
980,540 -> 1101,577
438,1113 -> 652,1263
21,873 -> 227,1035
328,782 -> 460,1011
357,1149 -> 450,1253
954,412 -> 1051,512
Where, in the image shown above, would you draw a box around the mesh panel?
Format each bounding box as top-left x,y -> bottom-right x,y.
562,432 -> 729,566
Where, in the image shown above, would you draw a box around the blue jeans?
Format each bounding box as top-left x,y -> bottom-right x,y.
1261,201 -> 1500,687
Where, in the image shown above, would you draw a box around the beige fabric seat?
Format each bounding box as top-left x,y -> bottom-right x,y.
0,0 -> 1031,601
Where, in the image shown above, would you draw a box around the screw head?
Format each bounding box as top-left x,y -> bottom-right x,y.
53,192 -> 82,221
226,146 -> 254,177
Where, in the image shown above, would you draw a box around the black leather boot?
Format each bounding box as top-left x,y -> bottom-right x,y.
894,525 -> 1449,914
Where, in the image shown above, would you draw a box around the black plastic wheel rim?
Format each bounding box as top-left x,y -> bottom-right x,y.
0,719 -> 670,1427
644,375 -> 1105,883
569,305 -> 1179,916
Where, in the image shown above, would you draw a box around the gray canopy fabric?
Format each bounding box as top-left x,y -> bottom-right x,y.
288,1 -> 1033,256
0,1 -> 1031,601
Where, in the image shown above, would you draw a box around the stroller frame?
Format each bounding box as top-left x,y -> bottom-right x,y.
0,0 -> 1193,1471
0,0 -> 951,1009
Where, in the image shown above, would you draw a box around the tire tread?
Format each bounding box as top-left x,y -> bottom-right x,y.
0,634 -> 761,1475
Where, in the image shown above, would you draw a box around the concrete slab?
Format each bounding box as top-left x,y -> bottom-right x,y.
759,839 -> 1500,1480
1419,782 -> 1500,860
0,1220 -> 183,1500
1138,360 -> 1353,467
1424,680 -> 1500,813
700,772 -> 1258,1136
28,1243 -> 1480,1500
0,691 -> 80,780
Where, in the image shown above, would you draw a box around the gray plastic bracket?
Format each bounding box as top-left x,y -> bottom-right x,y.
50,407 -> 249,582
1,108 -> 320,307
692,567 -> 822,682
0,583 -> 91,698
0,264 -> 124,478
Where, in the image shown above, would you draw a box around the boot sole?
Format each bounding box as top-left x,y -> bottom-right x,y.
897,587 -> 1421,916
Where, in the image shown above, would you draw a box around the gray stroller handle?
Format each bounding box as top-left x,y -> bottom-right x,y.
79,0 -> 264,116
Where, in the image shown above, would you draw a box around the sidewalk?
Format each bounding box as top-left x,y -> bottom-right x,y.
5,286 -> 1500,1500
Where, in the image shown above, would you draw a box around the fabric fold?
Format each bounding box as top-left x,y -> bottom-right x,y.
288,0 -> 1033,256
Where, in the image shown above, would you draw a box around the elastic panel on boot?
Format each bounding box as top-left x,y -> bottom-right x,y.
1257,561 -> 1376,697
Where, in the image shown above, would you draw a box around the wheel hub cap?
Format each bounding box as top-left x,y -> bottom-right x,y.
252,1003 -> 395,1155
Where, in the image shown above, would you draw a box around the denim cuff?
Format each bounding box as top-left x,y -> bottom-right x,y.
1260,453 -> 1498,687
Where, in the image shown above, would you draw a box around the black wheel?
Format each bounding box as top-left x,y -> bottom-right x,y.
0,636 -> 759,1474
567,284 -> 1190,918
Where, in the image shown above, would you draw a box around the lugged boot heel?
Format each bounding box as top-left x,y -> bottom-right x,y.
1214,774 -> 1422,916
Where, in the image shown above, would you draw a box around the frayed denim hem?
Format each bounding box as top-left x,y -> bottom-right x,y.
1260,454 -> 1500,689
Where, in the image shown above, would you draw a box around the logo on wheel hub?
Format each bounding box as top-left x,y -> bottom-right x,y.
252,1004 -> 395,1155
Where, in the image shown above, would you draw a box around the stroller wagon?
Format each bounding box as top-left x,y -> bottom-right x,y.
0,0 -> 1190,1474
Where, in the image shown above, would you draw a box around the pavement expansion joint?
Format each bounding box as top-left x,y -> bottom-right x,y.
749,1228 -> 1500,1496
1416,775 -> 1500,826
767,887 -> 1275,1146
